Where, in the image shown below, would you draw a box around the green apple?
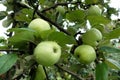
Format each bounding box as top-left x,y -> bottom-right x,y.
87,5 -> 101,16
34,65 -> 46,80
34,41 -> 61,66
0,53 -> 4,56
82,28 -> 102,47
28,18 -> 51,36
56,6 -> 65,14
74,45 -> 96,64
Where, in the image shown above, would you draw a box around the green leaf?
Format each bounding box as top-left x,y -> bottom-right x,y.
15,9 -> 33,23
87,15 -> 110,26
105,58 -> 120,70
0,11 -> 8,20
66,10 -> 85,23
8,27 -> 35,33
105,28 -> 120,39
47,31 -> 76,46
0,53 -> 18,75
67,27 -> 77,36
85,0 -> 99,4
39,0 -> 45,4
99,46 -> 120,53
34,65 -> 46,80
2,17 -> 13,27
95,62 -> 109,80
40,29 -> 55,40
8,28 -> 35,46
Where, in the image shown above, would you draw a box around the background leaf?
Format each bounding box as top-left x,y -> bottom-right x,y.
87,15 -> 110,26
85,0 -> 99,4
105,58 -> 120,70
15,9 -> 33,23
99,46 -> 120,53
66,10 -> 85,23
0,11 -> 8,20
105,28 -> 120,39
47,31 -> 76,46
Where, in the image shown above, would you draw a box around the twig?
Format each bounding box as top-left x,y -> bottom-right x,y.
32,4 -> 39,20
55,64 -> 84,80
43,66 -> 49,80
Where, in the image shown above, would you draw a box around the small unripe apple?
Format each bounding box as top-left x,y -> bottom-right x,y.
56,6 -> 65,14
74,45 -> 96,64
87,5 -> 101,16
34,41 -> 61,66
28,18 -> 50,35
82,28 -> 102,47
34,65 -> 46,80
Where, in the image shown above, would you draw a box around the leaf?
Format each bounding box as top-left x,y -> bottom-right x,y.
15,9 -> 33,23
34,65 -> 46,80
85,0 -> 99,4
47,31 -> 76,46
95,62 -> 109,80
66,10 -> 85,23
39,0 -> 45,4
0,11 -> 8,20
0,53 -> 18,75
8,27 -> 35,33
8,28 -> 35,43
40,29 -> 55,39
87,15 -> 110,26
105,58 -> 120,70
2,18 -> 12,27
99,46 -> 120,53
105,28 -> 120,39
67,27 -> 77,36
8,28 -> 36,48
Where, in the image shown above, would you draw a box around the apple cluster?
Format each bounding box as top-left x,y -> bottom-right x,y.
73,5 -> 102,64
74,28 -> 102,64
28,18 -> 61,66
28,18 -> 102,66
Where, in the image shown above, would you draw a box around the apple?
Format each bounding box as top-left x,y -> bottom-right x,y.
0,53 -> 4,56
56,6 -> 65,15
34,65 -> 46,80
33,41 -> 61,66
74,45 -> 96,64
82,28 -> 102,47
28,18 -> 51,36
87,5 -> 101,16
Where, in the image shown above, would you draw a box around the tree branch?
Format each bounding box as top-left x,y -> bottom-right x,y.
27,0 -> 71,35
35,10 -> 71,35
55,64 -> 84,80
41,1 -> 82,13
